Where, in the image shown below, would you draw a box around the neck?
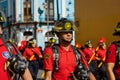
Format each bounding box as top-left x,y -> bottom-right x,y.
59,41 -> 71,51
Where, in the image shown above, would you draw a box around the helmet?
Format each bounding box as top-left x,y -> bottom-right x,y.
48,38 -> 56,43
9,38 -> 14,43
8,38 -> 17,45
0,11 -> 6,23
85,40 -> 92,48
99,37 -> 106,43
28,38 -> 36,44
53,18 -> 75,32
113,22 -> 120,36
85,40 -> 92,45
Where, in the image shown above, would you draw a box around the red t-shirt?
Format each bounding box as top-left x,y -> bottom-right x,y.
18,40 -> 27,51
43,45 -> 76,80
23,47 -> 42,61
96,48 -> 106,60
83,48 -> 96,60
105,43 -> 120,80
0,39 -> 10,80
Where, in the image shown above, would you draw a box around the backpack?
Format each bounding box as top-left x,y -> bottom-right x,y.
5,41 -> 27,80
52,44 -> 90,80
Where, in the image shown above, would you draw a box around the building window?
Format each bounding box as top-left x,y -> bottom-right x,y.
45,0 -> 54,21
23,0 -> 32,21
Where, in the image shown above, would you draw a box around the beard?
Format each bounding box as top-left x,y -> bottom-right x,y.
61,37 -> 73,44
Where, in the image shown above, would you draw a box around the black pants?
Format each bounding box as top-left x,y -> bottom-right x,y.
97,62 -> 108,80
88,60 -> 98,78
28,60 -> 39,80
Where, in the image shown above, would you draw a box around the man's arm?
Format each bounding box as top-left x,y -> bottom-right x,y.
45,70 -> 52,80
43,47 -> 53,80
106,63 -> 115,80
21,68 -> 33,80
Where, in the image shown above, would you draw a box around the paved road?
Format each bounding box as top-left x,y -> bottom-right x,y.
37,69 -> 45,80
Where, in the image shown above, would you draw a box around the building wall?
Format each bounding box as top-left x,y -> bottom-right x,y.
75,0 -> 120,47
0,0 -> 75,49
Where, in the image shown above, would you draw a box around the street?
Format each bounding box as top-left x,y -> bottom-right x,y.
37,69 -> 45,80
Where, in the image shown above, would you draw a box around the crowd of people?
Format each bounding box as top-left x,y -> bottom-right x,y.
77,38 -> 108,80
1,11 -> 120,80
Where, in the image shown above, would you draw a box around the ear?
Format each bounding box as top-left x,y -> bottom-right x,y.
0,26 -> 3,34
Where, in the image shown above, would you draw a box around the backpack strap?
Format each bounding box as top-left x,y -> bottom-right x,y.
72,45 -> 90,80
112,41 -> 120,65
52,44 -> 59,71
52,44 -> 81,71
72,45 -> 89,70
52,45 -> 89,71
72,45 -> 81,66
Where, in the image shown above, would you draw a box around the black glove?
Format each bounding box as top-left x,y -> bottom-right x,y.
7,54 -> 28,75
74,63 -> 90,80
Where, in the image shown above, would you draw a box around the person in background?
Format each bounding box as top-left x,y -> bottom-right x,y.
83,40 -> 97,78
95,37 -> 108,80
46,37 -> 56,47
23,38 -> 43,80
105,22 -> 120,80
18,40 -> 27,54
75,42 -> 84,51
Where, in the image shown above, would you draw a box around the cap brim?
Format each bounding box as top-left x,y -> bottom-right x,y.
113,32 -> 120,36
55,30 -> 74,32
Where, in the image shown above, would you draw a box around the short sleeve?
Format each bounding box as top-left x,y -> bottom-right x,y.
43,47 -> 53,71
105,44 -> 116,63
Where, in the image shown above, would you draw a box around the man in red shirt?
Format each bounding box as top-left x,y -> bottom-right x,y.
105,22 -> 120,80
83,40 -> 97,78
0,37 -> 11,80
0,37 -> 33,80
23,38 -> 43,80
43,18 -> 76,80
0,10 -> 32,80
83,40 -> 96,61
43,18 -> 96,80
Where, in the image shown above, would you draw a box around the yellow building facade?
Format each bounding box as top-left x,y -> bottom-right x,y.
75,0 -> 120,47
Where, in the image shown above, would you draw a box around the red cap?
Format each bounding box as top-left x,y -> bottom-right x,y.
99,37 -> 106,43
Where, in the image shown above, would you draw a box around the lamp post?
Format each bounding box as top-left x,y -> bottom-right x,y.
56,0 -> 60,20
7,16 -> 11,38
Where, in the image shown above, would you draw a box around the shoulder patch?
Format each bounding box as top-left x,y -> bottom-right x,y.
44,54 -> 50,60
2,51 -> 10,59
